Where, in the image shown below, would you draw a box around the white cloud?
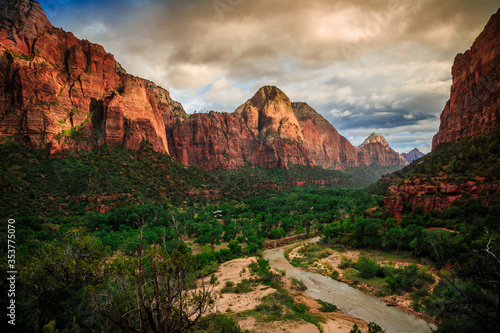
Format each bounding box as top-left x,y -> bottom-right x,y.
39,0 -> 499,152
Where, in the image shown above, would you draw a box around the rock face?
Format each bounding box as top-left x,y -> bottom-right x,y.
384,9 -> 500,218
292,102 -> 360,169
358,133 -> 409,167
384,181 -> 499,220
401,148 -> 425,163
0,0 -> 186,154
0,0 -> 408,170
432,8 -> 500,149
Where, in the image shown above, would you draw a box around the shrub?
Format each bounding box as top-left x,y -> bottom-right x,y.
290,277 -> 307,291
317,300 -> 338,312
356,256 -> 382,279
339,257 -> 355,269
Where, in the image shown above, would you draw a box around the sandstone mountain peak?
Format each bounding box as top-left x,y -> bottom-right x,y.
291,102 -> 324,121
0,0 -> 51,40
361,133 -> 390,147
401,148 -> 425,163
432,8 -> 500,149
0,1 -> 409,170
249,85 -> 290,108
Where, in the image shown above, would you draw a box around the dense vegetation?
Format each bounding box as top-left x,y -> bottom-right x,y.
0,131 -> 498,332
322,131 -> 500,332
0,140 -> 381,332
370,130 -> 500,195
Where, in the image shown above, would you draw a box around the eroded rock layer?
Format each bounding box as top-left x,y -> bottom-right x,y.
0,0 -> 408,169
432,8 -> 500,149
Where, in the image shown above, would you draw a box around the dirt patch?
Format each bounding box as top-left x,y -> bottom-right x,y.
210,257 -> 275,314
205,255 -> 369,332
238,316 -> 319,333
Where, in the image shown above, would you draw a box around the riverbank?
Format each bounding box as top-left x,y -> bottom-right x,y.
263,237 -> 436,333
285,242 -> 439,324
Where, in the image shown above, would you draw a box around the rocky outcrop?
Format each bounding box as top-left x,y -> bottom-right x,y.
167,86 -> 312,169
384,181 -> 499,219
432,8 -> 500,149
0,0 -> 186,154
0,0 -> 409,170
358,133 -> 409,167
401,148 -> 425,163
292,102 -> 359,169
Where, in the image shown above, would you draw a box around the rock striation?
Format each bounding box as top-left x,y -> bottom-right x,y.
401,148 -> 425,163
0,0 -> 408,170
384,9 -> 500,218
384,181 -> 499,220
432,8 -> 500,149
0,0 -> 186,154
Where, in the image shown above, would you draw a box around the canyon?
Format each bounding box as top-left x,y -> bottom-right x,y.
432,8 -> 500,149
385,8 -> 500,218
0,0 -> 407,170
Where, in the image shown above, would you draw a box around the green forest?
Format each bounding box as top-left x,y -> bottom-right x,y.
0,131 -> 499,332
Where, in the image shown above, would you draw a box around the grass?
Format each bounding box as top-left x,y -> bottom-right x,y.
240,289 -> 325,331
221,279 -> 254,294
317,300 -> 338,312
288,243 -> 334,269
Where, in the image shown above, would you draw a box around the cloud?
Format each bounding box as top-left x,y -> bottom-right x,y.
38,0 -> 499,151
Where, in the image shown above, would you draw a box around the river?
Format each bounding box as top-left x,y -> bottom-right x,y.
263,237 -> 437,333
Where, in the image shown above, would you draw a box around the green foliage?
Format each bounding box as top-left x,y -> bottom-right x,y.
290,277 -> 307,291
6,50 -> 33,61
383,264 -> 434,292
86,240 -> 217,333
221,279 -> 253,294
193,316 -> 249,333
250,289 -> 324,328
368,322 -> 383,333
349,323 -> 362,333
317,300 -> 338,312
248,258 -> 274,283
290,243 -> 334,269
356,256 -> 382,279
388,130 -> 500,182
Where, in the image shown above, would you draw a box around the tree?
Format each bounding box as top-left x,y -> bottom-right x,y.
356,256 -> 381,279
86,226 -> 217,333
435,236 -> 500,332
16,228 -> 104,332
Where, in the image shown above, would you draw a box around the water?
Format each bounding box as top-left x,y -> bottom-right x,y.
263,237 -> 437,333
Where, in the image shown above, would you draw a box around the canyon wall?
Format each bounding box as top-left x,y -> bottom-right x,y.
432,8 -> 500,149
0,0 -> 407,170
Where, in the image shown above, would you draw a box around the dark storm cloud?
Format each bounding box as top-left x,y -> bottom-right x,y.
37,0 -> 500,152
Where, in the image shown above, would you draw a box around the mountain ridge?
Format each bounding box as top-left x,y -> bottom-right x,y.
401,148 -> 425,163
0,0 -> 408,170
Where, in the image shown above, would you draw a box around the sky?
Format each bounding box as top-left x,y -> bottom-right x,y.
38,0 -> 500,153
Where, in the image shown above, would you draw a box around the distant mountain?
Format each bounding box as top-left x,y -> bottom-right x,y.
401,148 -> 425,163
357,133 -> 409,167
0,0 -> 408,170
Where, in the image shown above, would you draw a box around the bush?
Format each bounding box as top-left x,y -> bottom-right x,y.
356,256 -> 382,279
317,300 -> 338,312
339,257 -> 355,269
290,277 -> 307,291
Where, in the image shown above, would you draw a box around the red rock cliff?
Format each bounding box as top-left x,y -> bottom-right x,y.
432,8 -> 500,149
167,86 -> 312,169
0,0 -> 186,154
358,133 -> 409,167
0,0 -> 408,170
292,102 -> 360,169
